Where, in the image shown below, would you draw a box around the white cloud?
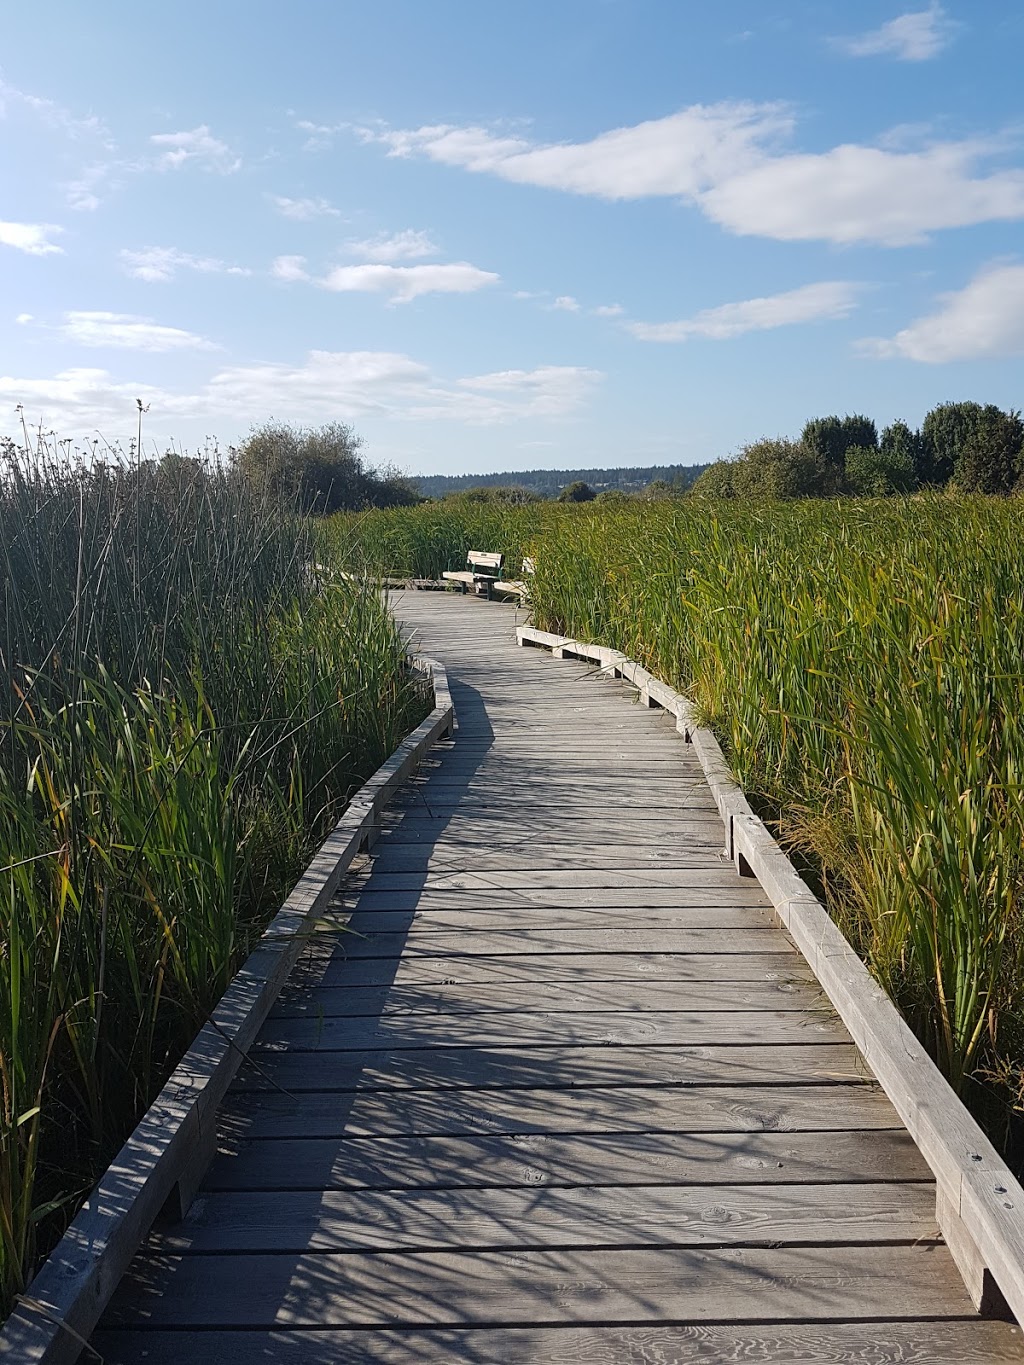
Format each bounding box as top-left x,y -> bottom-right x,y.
628,281 -> 861,342
361,105 -> 1024,247
699,139 -> 1024,246
202,351 -> 431,417
150,125 -> 240,173
0,353 -> 600,434
835,4 -> 958,61
0,368 -> 167,435
120,246 -> 251,282
347,229 -> 439,262
552,295 -> 580,312
0,221 -> 64,256
593,303 -> 624,317
319,262 -> 498,303
362,104 -> 791,200
269,194 -> 341,220
15,313 -> 33,325
60,311 -> 217,352
271,254 -> 310,282
861,263 -> 1024,362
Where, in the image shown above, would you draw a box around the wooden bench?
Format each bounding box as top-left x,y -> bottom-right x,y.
493,555 -> 536,601
442,551 -> 504,598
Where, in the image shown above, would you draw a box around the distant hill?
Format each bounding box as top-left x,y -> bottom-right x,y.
410,462 -> 709,500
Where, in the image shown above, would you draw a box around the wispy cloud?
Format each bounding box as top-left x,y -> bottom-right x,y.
593,303 -> 624,317
120,246 -> 251,282
347,229 -> 439,262
0,353 -> 601,433
0,221 -> 64,256
150,125 -> 240,173
65,165 -> 112,212
628,281 -> 861,342
552,295 -> 581,312
292,117 -> 348,151
426,365 -> 602,422
860,262 -> 1024,362
0,77 -> 113,145
269,194 -> 341,220
834,4 -> 959,62
359,105 -> 1024,247
271,254 -> 310,282
59,311 -> 217,352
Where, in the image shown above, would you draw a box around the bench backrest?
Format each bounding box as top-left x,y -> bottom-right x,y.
522,556 -> 536,576
467,551 -> 503,572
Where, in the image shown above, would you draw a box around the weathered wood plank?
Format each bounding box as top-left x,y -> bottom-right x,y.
271,978 -> 824,1017
350,866 -> 757,891
207,1129 -> 928,1192
231,1042 -> 868,1093
391,792 -> 727,815
89,1320 -> 1024,1365
372,817 -> 729,845
219,1081 -> 902,1139
402,778 -> 714,800
322,927 -> 794,959
316,950 -> 808,986
324,906 -> 779,934
254,1008 -> 845,1052
151,1181 -> 936,1254
341,886 -> 771,911
366,845 -> 739,872
101,1244 -> 973,1328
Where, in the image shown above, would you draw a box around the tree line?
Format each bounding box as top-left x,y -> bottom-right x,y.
410,462 -> 708,500
693,402 -> 1024,500
138,401 -> 1024,513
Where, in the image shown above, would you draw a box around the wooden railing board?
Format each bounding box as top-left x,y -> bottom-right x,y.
517,624 -> 1024,1325
0,657 -> 454,1365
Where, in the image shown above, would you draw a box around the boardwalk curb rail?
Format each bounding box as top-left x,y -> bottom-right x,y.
0,656 -> 454,1365
517,623 -> 1024,1325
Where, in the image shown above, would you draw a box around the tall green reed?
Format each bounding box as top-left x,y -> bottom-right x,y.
0,437 -> 423,1314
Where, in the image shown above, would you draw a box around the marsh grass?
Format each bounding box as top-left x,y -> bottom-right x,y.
335,495 -> 1024,1160
323,500 -> 550,581
0,438 -> 423,1313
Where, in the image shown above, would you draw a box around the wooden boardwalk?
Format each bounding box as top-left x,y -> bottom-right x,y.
92,593 -> 1024,1363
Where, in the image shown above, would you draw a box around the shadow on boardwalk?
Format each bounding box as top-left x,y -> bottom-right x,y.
91,596 -> 1023,1365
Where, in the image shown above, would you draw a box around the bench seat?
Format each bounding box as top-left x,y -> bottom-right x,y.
442,551 -> 505,598
491,558 -> 535,601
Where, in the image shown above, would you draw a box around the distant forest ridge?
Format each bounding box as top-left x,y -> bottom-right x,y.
411,462 -> 709,499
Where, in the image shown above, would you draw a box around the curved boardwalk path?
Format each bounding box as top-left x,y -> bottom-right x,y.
93,594 -> 1024,1363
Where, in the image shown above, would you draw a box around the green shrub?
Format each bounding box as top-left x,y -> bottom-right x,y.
845,442 -> 918,495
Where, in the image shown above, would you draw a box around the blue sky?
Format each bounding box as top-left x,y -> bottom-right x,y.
2,1 -> 1023,475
